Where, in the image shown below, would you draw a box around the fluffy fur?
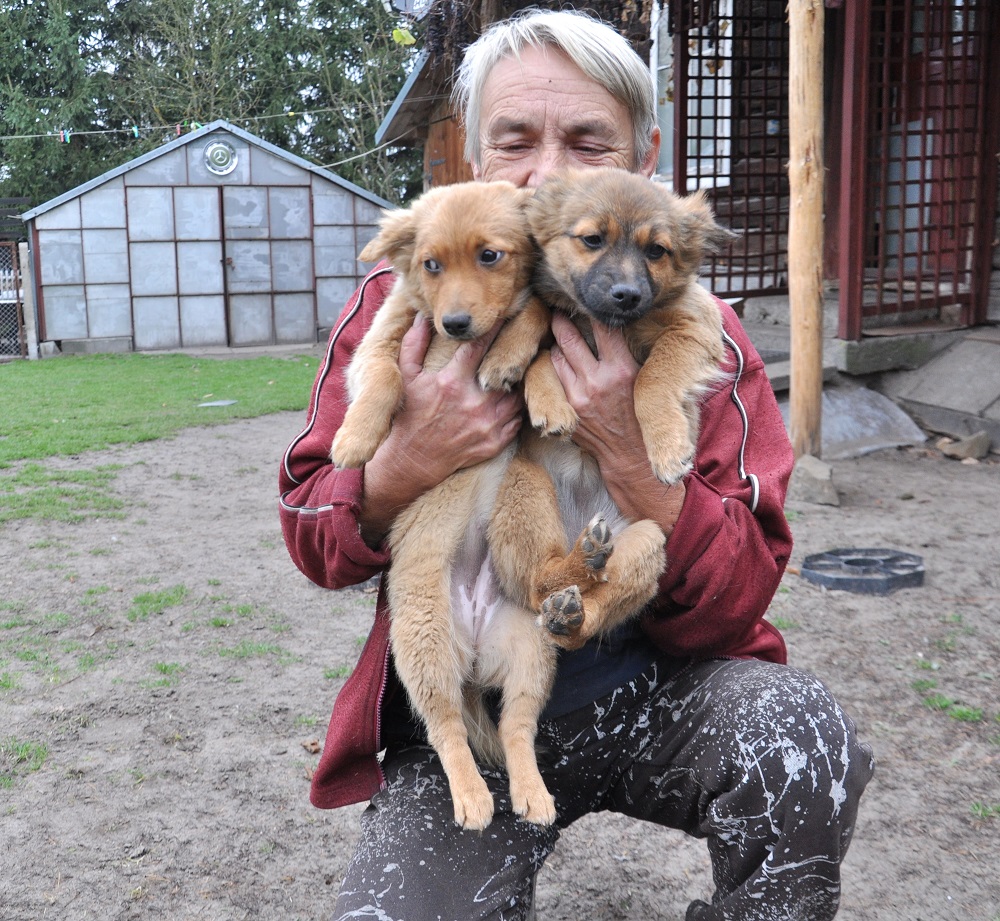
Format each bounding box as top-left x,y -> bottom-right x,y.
514,167 -> 737,644
331,181 -> 661,831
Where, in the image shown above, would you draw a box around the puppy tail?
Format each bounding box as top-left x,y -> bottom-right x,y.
463,691 -> 504,767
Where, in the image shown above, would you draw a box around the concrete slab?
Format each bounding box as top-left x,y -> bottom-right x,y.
778,385 -> 927,460
894,339 -> 1000,414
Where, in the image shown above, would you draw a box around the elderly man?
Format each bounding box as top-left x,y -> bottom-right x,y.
279,9 -> 873,920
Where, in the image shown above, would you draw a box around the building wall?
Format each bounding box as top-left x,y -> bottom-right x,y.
31,130 -> 382,350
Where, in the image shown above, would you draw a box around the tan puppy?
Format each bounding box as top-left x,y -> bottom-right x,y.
331,181 -> 661,831
502,167 -> 736,644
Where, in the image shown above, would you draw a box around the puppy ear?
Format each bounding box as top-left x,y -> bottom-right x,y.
679,190 -> 739,255
358,207 -> 418,266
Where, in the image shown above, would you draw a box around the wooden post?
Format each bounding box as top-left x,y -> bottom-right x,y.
787,0 -> 825,459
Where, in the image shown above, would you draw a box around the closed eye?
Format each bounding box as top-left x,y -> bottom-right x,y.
579,234 -> 603,250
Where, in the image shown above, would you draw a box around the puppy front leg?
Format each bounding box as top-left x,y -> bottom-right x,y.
478,296 -> 551,392
524,350 -> 578,436
330,296 -> 415,469
635,320 -> 722,485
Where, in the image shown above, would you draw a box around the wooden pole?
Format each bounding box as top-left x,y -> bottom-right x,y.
787,0 -> 825,459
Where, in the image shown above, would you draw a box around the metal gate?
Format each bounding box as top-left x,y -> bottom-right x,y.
835,0 -> 999,338
669,0 -> 791,299
0,242 -> 26,359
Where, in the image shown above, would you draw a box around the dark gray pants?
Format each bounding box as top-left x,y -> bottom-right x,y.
332,659 -> 874,921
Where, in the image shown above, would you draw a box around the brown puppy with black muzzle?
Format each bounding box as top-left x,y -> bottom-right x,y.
331,180 -> 661,831
493,167 -> 737,648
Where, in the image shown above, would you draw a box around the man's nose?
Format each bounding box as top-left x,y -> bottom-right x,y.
525,146 -> 570,188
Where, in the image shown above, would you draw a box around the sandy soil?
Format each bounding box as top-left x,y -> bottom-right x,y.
2,409 -> 998,921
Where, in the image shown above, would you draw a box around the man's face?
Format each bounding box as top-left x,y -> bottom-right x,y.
472,44 -> 660,188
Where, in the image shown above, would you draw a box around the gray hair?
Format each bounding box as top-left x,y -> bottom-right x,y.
452,8 -> 657,171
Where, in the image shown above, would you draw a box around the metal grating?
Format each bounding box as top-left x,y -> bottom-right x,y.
672,0 -> 790,299
840,0 -> 997,337
0,242 -> 26,358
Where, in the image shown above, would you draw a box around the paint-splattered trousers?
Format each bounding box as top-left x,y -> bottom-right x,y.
332,658 -> 875,921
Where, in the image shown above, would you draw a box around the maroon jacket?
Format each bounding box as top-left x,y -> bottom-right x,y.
279,265 -> 794,810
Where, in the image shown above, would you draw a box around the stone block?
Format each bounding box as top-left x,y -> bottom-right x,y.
272,240 -> 313,292
130,242 -> 178,296
133,296 -> 181,350
81,180 -> 126,228
274,292 -> 316,343
175,187 -> 222,240
834,336 -> 933,375
224,241 -> 271,293
125,149 -> 188,185
229,294 -> 272,345
127,187 -> 175,241
269,186 -> 311,238
41,285 -> 87,339
60,336 -> 132,354
178,241 -> 224,295
223,186 -> 269,239
180,295 -> 227,346
787,454 -> 840,507
34,200 -> 81,231
83,229 -> 129,284
85,284 -> 132,338
39,230 -> 84,285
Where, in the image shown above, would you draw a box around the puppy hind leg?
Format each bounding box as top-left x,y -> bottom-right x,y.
389,597 -> 495,831
480,616 -> 558,826
541,520 -> 666,648
490,457 -> 616,614
389,496 -> 495,830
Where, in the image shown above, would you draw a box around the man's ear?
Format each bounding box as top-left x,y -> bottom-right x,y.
638,126 -> 661,178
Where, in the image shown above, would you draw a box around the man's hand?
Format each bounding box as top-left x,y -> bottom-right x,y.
550,312 -> 686,536
358,314 -> 524,546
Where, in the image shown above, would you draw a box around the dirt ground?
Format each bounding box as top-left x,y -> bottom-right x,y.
2,408 -> 998,921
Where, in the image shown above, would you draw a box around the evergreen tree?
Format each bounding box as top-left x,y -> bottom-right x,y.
0,0 -> 421,206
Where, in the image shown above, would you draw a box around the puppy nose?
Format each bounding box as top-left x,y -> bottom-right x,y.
609,284 -> 642,310
442,312 -> 473,338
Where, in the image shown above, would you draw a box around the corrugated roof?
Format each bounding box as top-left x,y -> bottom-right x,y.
22,120 -> 391,221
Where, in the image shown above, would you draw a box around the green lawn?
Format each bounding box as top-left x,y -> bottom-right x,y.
0,352 -> 318,465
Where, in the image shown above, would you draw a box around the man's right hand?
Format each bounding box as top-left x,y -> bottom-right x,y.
357,313 -> 524,547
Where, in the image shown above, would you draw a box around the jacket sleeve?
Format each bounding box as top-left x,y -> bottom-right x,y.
278,267 -> 396,590
642,303 -> 794,662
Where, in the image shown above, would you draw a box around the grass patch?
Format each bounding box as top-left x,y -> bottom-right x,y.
126,585 -> 189,623
1,738 -> 49,788
0,464 -> 125,524
971,802 -> 1000,820
0,352 -> 317,466
141,662 -> 185,689
218,640 -> 295,664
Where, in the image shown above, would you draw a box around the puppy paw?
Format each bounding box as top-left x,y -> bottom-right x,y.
528,400 -> 579,437
478,353 -> 530,393
649,449 -> 695,486
510,777 -> 557,826
580,516 -> 613,573
330,424 -> 381,470
453,776 -> 495,831
537,586 -> 585,641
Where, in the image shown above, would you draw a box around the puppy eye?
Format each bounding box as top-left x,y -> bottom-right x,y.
646,243 -> 672,260
423,258 -> 442,274
478,249 -> 503,266
580,234 -> 603,250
